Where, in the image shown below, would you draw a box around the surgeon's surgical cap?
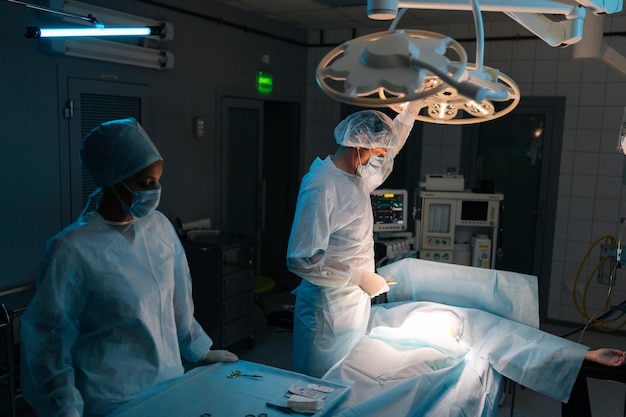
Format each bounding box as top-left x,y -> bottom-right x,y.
334,110 -> 397,149
80,118 -> 162,187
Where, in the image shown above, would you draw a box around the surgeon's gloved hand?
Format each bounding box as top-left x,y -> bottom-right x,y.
351,269 -> 390,297
203,349 -> 239,363
60,409 -> 80,417
403,100 -> 422,117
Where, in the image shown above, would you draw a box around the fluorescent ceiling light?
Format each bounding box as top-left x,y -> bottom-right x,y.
25,26 -> 160,38
45,0 -> 174,40
41,37 -> 174,70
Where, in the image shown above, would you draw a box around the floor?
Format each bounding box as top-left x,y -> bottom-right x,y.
232,285 -> 626,417
9,286 -> 625,417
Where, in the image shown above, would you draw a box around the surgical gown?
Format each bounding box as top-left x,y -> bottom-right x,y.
287,110 -> 416,378
21,210 -> 213,417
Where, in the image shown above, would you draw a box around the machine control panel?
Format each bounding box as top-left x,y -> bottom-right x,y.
419,249 -> 453,263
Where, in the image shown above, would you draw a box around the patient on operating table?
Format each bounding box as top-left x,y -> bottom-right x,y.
321,259 -> 624,417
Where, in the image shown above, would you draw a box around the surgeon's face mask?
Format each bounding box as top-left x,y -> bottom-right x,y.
356,149 -> 385,178
118,182 -> 162,218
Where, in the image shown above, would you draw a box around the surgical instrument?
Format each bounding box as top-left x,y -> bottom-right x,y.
227,370 -> 263,379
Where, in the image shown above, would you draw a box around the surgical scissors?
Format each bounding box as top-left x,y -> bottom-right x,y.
227,370 -> 263,379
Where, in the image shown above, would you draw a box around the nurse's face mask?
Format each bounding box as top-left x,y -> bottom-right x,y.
118,181 -> 162,218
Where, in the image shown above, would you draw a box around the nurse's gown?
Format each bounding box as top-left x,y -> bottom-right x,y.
21,211 -> 213,417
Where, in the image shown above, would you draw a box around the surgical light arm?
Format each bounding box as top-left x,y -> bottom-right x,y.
368,0 -> 623,47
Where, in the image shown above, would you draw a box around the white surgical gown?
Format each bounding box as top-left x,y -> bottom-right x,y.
21,211 -> 213,417
287,109 -> 415,377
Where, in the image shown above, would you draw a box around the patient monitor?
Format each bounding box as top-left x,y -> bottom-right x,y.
371,189 -> 415,265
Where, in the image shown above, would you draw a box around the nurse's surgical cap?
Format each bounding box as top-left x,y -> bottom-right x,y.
80,118 -> 162,187
334,110 -> 397,149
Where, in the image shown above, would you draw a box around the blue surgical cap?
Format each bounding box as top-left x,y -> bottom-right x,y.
334,110 -> 397,149
80,118 -> 162,187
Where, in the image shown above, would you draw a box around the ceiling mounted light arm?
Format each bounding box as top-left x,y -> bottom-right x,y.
368,0 -> 621,17
387,7 -> 408,30
504,5 -> 586,47
470,0 -> 484,73
367,0 -> 623,47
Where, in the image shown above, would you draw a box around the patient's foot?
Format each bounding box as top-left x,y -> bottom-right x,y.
585,348 -> 625,366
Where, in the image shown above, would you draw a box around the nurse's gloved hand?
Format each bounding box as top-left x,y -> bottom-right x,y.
351,269 -> 390,297
203,349 -> 239,363
60,409 -> 80,417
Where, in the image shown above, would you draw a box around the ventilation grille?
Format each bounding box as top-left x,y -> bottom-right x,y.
80,93 -> 141,209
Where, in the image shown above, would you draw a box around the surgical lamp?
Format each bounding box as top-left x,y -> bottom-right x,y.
316,0 -> 521,124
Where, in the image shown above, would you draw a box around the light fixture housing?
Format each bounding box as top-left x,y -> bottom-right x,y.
25,25 -> 166,38
39,0 -> 174,41
41,37 -> 174,70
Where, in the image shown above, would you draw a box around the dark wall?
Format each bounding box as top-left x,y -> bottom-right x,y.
0,0 -> 308,289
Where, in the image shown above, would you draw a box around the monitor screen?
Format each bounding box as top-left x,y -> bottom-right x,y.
370,189 -> 408,232
460,200 -> 489,221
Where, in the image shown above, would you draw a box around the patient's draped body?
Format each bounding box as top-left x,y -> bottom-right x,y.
323,259 -> 588,417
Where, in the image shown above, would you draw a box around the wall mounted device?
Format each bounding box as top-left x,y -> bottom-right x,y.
7,0 -> 174,40
6,0 -> 175,68
41,37 -> 174,70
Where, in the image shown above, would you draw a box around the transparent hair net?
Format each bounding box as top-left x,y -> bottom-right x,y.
80,118 -> 162,187
334,110 -> 397,149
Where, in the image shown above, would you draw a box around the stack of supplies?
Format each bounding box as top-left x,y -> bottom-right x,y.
286,383 -> 333,414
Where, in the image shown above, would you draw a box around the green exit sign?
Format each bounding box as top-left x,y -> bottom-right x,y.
257,70 -> 273,94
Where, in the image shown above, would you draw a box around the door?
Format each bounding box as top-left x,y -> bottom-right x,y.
220,97 -> 300,286
261,101 -> 300,286
65,77 -> 149,224
221,97 -> 263,272
462,96 -> 565,319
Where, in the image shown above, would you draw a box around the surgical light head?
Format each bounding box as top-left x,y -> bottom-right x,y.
80,118 -> 162,187
334,110 -> 397,149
